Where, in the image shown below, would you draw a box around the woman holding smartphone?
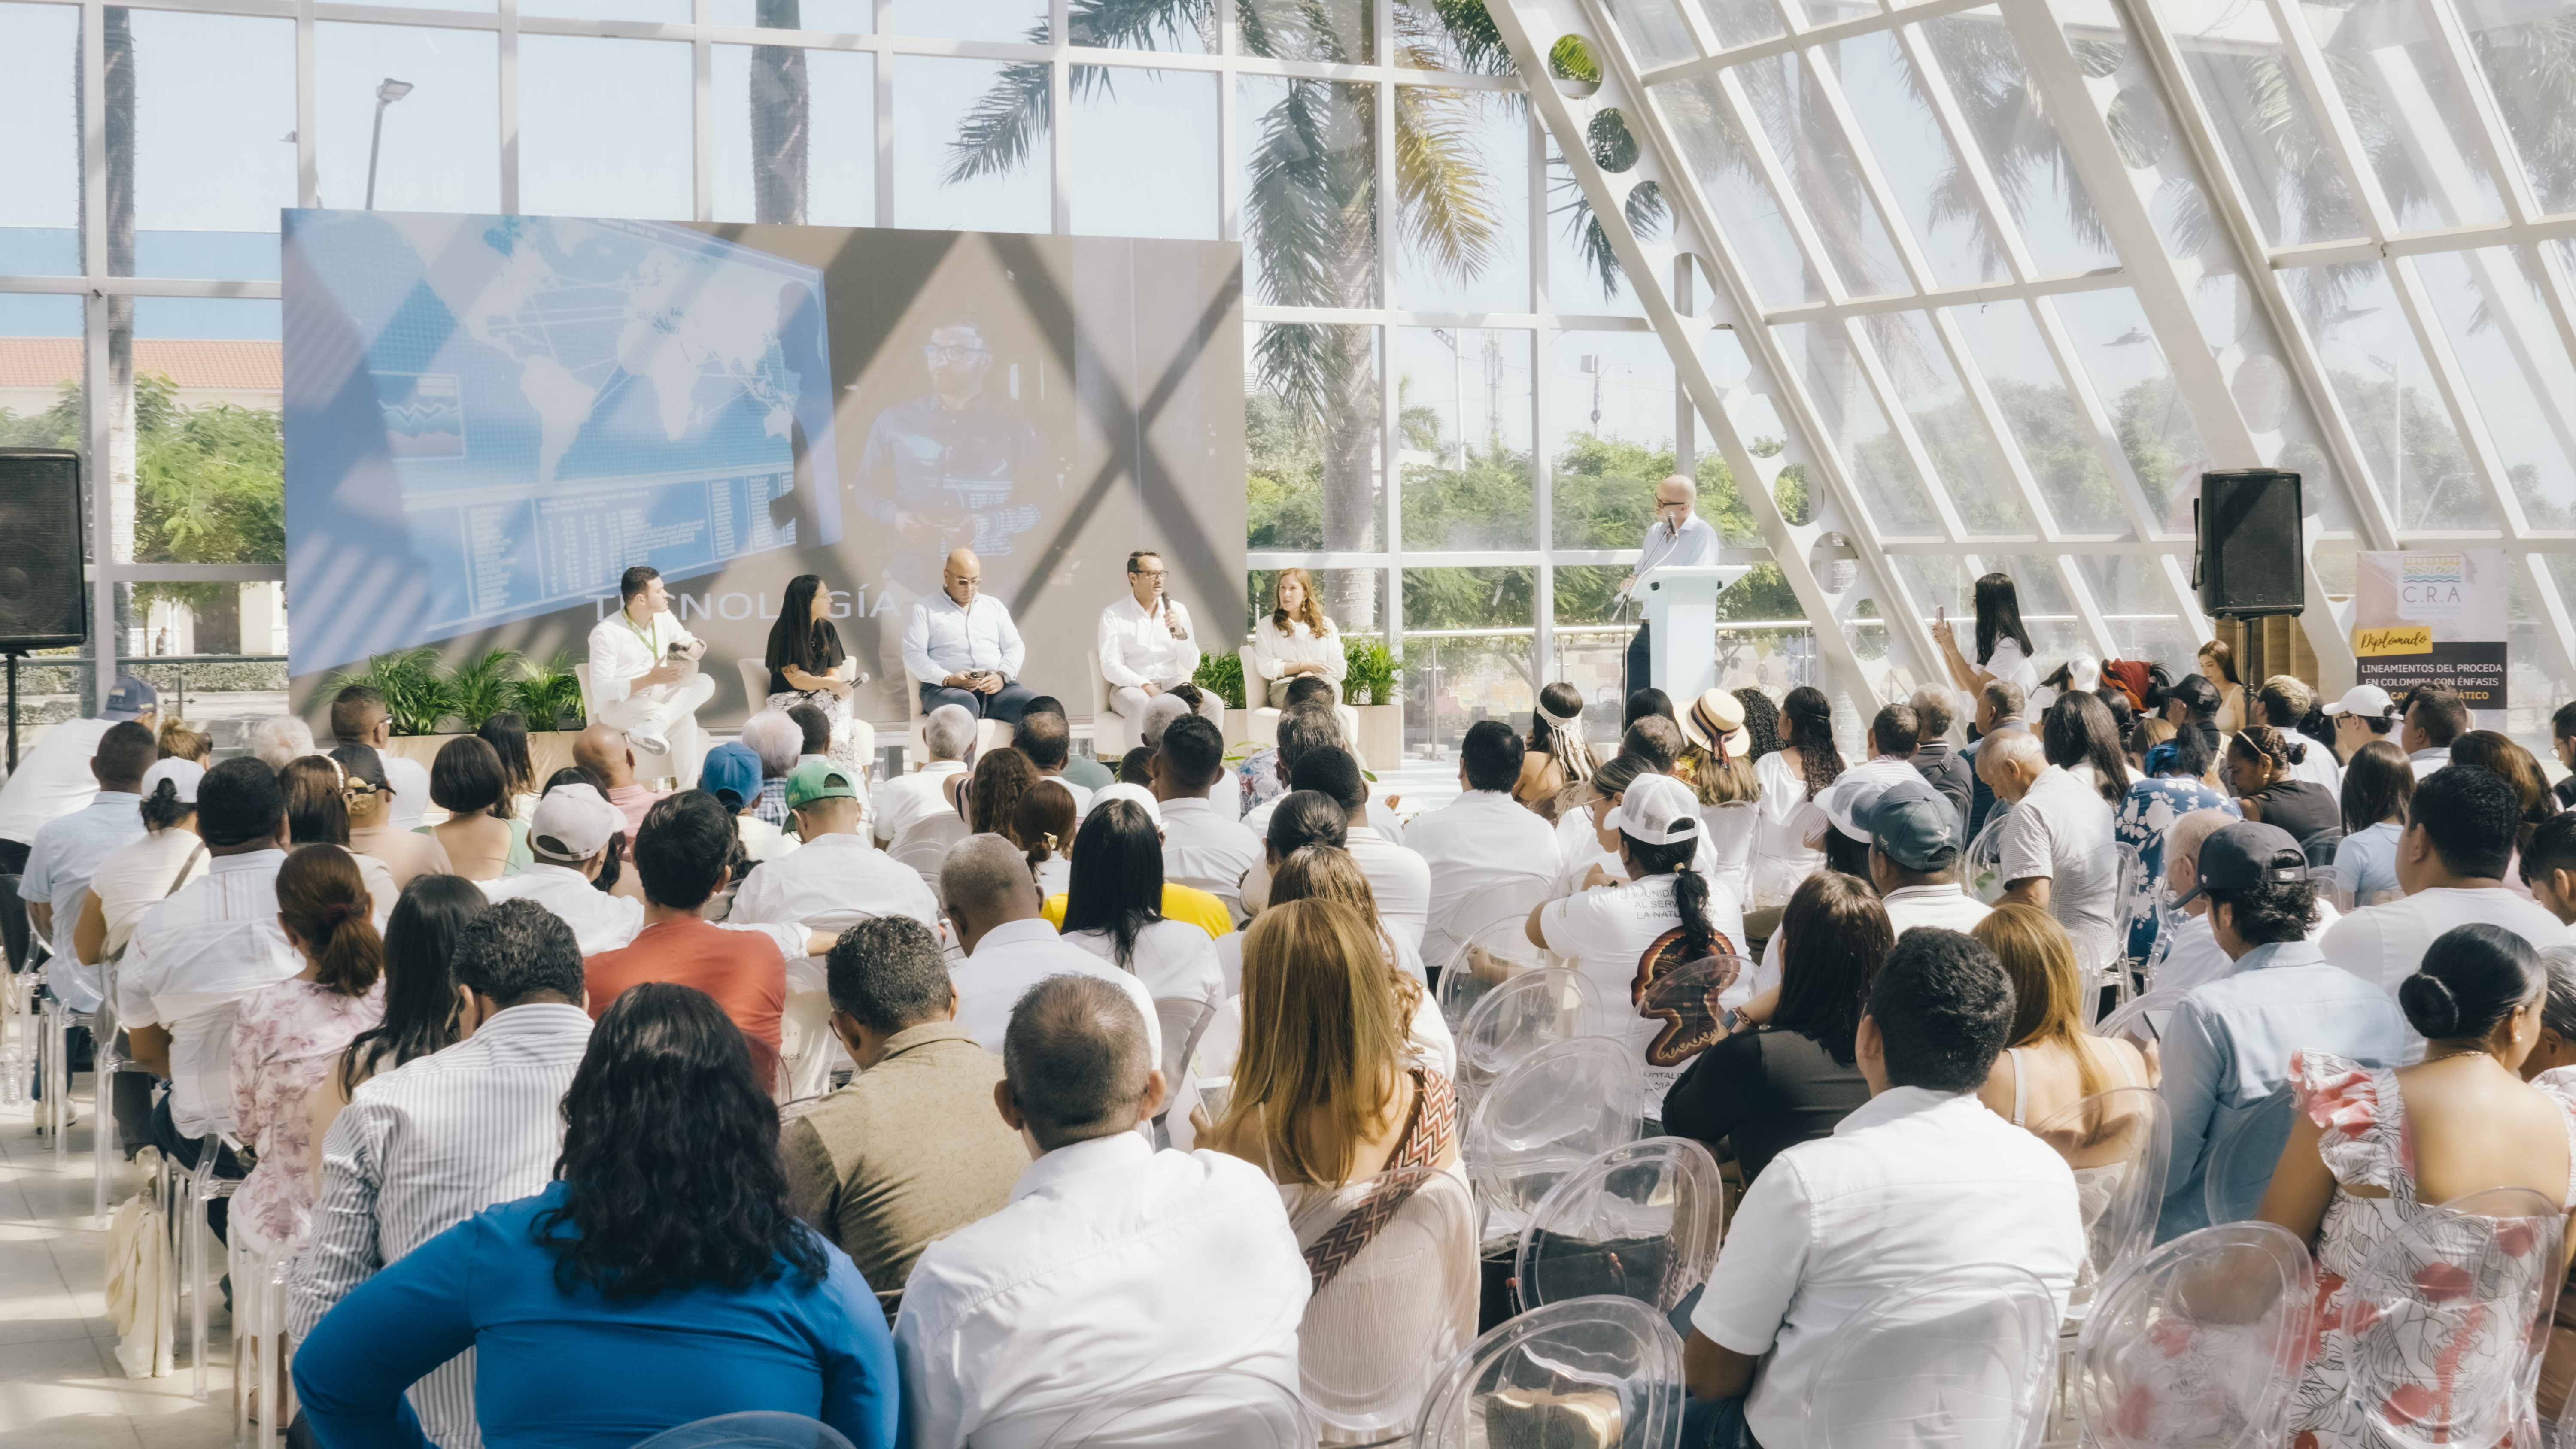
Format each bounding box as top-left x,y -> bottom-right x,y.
763,573 -> 865,768
1929,572 -> 2040,699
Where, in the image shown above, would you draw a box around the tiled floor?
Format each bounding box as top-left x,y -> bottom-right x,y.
0,1079 -> 236,1449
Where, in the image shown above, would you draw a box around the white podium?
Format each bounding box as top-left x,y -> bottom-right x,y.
1637,564 -> 1750,702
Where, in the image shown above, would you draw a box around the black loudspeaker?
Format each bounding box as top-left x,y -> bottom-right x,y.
2194,469 -> 2304,617
0,450 -> 90,651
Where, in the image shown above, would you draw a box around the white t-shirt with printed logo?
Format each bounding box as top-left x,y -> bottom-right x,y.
1538,872 -> 1750,1111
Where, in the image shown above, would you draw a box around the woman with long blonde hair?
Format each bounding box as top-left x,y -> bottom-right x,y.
1973,904 -> 2149,1129
1249,568 -> 1346,709
1267,845 -> 1452,1077
1206,897 -> 1457,1189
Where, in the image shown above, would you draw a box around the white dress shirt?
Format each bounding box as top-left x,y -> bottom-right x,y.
1634,512 -> 1720,577
584,606 -> 704,708
2322,886 -> 2573,1052
0,717 -> 114,847
1403,790 -> 1559,964
116,849 -> 302,1139
477,864 -> 646,955
380,752 -> 433,833
1158,796 -> 1262,900
874,761 -> 969,846
2288,745 -> 2344,795
1997,766 -> 2120,968
1344,823 -> 1431,952
1249,615 -> 1346,686
21,790 -> 144,1010
2409,746 -> 2451,780
287,1002 -> 594,1449
951,919 -> 1162,1065
903,590 -> 1026,684
730,831 -> 940,933
1097,594 -> 1202,689
1061,919 -> 1224,1025
894,1132 -> 1310,1449
1691,1087 -> 2084,1449
86,826 -> 209,961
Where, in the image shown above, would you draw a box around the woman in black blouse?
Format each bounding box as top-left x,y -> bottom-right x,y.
762,573 -> 860,765
1662,871 -> 1889,1184
2227,723 -> 2340,846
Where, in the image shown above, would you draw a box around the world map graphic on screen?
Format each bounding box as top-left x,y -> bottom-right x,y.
285,209 -> 841,640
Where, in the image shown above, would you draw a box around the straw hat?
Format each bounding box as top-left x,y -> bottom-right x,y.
1680,689 -> 1750,758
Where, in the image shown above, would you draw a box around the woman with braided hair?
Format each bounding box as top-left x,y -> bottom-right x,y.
1516,681 -> 1602,819
229,843 -> 388,1257
2225,722 -> 2341,843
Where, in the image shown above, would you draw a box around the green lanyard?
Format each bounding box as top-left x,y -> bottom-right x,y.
622,609 -> 659,653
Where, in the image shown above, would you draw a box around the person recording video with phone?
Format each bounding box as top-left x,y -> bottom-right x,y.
587,565 -> 716,762
1099,550 -> 1224,730
903,548 -> 1038,724
1621,473 -> 1720,695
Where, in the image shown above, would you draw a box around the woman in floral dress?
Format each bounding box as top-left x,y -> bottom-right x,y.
2260,925 -> 2576,1448
2112,724 -> 2233,962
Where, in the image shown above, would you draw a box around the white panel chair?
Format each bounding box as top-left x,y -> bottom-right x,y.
630,1412 -> 858,1449
2340,1185 -> 2564,1449
735,657 -> 770,715
1088,649 -> 1139,760
1463,1037 -> 1645,1253
2029,1086 -> 2172,1322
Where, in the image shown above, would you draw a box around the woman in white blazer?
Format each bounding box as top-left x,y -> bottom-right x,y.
1249,568 -> 1347,709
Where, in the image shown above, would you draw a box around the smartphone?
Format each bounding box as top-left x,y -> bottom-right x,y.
1936,605 -> 1947,624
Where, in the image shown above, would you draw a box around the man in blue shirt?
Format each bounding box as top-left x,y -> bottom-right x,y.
2155,821 -> 2406,1242
20,718 -> 158,1123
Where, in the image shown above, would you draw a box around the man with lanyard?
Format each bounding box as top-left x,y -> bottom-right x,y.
1621,474 -> 1720,697
586,565 -> 716,764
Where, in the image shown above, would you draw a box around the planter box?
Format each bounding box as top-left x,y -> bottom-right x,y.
1350,705 -> 1400,769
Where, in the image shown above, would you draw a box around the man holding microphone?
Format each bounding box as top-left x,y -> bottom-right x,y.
1622,473 -> 1720,696
1099,550 -> 1224,728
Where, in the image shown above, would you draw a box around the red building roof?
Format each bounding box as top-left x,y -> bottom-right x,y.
0,337 -> 282,392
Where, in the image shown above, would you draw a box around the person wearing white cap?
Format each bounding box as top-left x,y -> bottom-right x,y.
1816,702 -> 1933,878
478,784 -> 647,956
1526,773 -> 1749,1108
2321,683 -> 2400,766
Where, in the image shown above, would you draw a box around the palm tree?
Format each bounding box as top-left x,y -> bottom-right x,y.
942,0 -> 1625,629
751,0 -> 809,224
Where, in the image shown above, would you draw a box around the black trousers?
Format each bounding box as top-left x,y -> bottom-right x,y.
151,1094 -> 245,1242
1626,621 -> 1653,698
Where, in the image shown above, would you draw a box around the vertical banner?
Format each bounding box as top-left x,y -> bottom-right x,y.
2352,550 -> 2509,729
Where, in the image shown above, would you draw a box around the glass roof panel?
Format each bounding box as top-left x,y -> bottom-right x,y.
2284,256 -> 2490,530
2415,246 -> 2576,527
2072,553 -> 2195,664
1948,297 -> 2129,534
2047,287 -> 2214,532
2460,0 -> 2576,216
1696,0 -> 1785,51
1916,8 -> 2121,276
1648,73 -> 1829,305
2296,0 -> 2507,231
1868,309 -> 2038,534
1775,319 -> 1946,534
2153,0 -> 2367,247
1603,0 -> 1701,67
1981,552 -> 2091,659
1814,28 -> 2013,287
1725,51 -> 1914,298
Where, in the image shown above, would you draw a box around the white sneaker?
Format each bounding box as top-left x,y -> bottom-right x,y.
626,726 -> 671,758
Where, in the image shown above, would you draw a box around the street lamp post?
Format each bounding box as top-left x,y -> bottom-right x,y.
365,78 -> 416,210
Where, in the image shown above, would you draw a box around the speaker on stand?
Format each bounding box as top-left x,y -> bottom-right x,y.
0,450 -> 93,773
2193,470 -> 2305,685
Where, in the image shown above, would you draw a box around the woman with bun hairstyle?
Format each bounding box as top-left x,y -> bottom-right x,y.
2262,923 -> 2576,1448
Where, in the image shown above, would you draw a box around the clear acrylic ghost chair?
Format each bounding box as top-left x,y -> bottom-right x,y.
2202,1083 -> 2300,1228
229,1237 -> 300,1449
1435,912 -> 1553,1035
1426,878 -> 1553,978
1411,1294 -> 1687,1449
1285,1165 -> 1479,1445
2090,989 -> 2190,1079
2072,1221 -> 2316,1449
2342,1185 -> 2564,1449
972,1369 -> 1310,1448
1464,1037 -> 1645,1253
1513,1137 -> 1723,1316
174,1136 -> 243,1402
1804,1262 -> 2060,1449
2029,1087 -> 2172,1319
629,1412 -> 858,1448
1967,813 -> 2011,904
1451,967 -> 1602,1108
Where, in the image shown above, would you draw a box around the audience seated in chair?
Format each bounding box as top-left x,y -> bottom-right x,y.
1978,730 -> 2121,974
2530,813 -> 2576,928
939,831 -> 1159,1064
304,874 -> 484,1159
2153,822 -> 2406,1244
21,718 -> 156,1015
696,741 -> 801,866
1009,711 -> 1094,817
1056,799 -> 1224,1029
480,783 -> 646,955
1240,698 -> 1351,837
287,897 -> 597,1448
781,917 -> 1027,1324
738,710 -> 804,830
294,983 -> 899,1449
336,741 -> 454,890
1020,696 -> 1114,793
894,974 -> 1308,1449
583,791 -> 789,1084
1971,903 -> 2151,1128
1288,744 -> 1428,952
1152,715 -> 1262,904
2521,945 -> 2576,1421
1255,844 -> 1455,1079
1036,785 -> 1233,941
1682,926 -> 2084,1449
1665,872 -> 1885,1186
729,761 -> 938,937
572,723 -> 668,854
1406,719 -> 1559,966
873,706 -> 975,849
280,755 -> 401,923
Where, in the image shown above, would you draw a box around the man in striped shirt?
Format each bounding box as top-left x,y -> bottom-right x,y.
286,899 -> 593,1449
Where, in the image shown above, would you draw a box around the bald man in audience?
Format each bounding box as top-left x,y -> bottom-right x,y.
573,722 -> 667,852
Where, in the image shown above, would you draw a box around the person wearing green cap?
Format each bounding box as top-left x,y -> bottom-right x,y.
731,762 -> 940,942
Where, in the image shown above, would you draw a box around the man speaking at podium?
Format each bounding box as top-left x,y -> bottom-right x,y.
1622,474 -> 1721,695
904,548 -> 1038,724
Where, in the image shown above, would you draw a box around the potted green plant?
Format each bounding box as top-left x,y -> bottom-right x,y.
1339,637 -> 1403,767
321,647 -> 589,783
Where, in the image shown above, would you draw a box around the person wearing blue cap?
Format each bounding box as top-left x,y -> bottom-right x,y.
700,740 -> 801,866
0,674 -> 157,874
2154,820 -> 2406,1242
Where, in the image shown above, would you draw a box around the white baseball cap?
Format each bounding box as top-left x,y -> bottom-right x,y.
1091,782 -> 1163,829
2322,684 -> 2397,719
1602,773 -> 1703,846
140,756 -> 204,804
530,783 -> 624,863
